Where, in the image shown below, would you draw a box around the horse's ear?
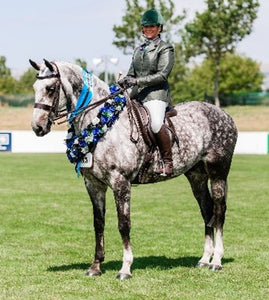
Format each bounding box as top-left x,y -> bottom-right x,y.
43,59 -> 54,73
29,59 -> 40,71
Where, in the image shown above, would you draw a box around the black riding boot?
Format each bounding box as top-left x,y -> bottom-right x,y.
155,124 -> 173,176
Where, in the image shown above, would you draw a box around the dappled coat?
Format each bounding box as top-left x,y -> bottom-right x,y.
127,37 -> 174,103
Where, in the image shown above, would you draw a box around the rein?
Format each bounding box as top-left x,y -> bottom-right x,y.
34,61 -> 125,125
54,88 -> 126,125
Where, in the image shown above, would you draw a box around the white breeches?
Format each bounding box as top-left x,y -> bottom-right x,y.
143,100 -> 168,133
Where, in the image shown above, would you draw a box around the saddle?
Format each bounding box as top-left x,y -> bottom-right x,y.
129,100 -> 178,147
127,99 -> 179,183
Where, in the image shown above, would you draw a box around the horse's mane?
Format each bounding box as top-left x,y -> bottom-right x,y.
55,61 -> 109,91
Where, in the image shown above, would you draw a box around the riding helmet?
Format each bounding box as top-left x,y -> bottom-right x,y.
141,9 -> 164,26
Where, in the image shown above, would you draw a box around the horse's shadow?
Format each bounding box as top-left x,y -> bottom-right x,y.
47,256 -> 234,273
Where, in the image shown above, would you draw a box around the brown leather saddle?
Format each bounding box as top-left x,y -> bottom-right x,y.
127,99 -> 179,183
128,99 -> 178,149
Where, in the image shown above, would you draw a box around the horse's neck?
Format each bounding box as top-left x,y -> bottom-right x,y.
57,62 -> 83,109
58,62 -> 110,132
80,76 -> 110,130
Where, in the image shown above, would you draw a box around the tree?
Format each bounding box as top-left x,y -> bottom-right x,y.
17,68 -> 36,94
174,53 -> 264,103
0,56 -> 11,77
218,53 -> 264,94
113,0 -> 185,55
75,58 -> 88,70
0,56 -> 17,94
182,0 -> 259,106
98,71 -> 116,86
168,43 -> 190,102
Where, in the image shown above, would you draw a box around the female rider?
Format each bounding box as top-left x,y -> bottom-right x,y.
119,8 -> 175,176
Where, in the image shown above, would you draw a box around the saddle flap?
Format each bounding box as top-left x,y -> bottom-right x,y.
130,100 -> 155,147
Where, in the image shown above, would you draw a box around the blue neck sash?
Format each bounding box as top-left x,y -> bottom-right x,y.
68,69 -> 93,123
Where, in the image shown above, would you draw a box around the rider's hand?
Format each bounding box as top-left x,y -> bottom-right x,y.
118,76 -> 137,89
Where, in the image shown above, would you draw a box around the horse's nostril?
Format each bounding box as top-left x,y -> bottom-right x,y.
36,125 -> 45,136
32,125 -> 44,136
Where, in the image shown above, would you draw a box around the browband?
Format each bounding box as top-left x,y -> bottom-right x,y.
36,73 -> 60,80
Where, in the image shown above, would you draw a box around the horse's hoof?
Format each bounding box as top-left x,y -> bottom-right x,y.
195,262 -> 209,268
209,264 -> 222,271
116,273 -> 132,280
85,270 -> 102,277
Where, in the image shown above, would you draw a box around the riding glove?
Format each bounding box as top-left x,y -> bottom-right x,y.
118,76 -> 137,89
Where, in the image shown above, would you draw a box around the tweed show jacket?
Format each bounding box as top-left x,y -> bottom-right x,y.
127,38 -> 174,104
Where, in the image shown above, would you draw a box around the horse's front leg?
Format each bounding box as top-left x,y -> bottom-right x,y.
83,175 -> 108,276
113,177 -> 133,280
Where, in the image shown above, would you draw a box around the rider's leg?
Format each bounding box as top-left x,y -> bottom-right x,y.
143,100 -> 173,176
143,100 -> 167,133
154,124 -> 173,175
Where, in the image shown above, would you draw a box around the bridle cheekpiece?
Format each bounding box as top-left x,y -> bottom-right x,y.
34,62 -> 64,119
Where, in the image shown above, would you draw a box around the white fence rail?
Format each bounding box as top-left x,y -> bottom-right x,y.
0,131 -> 268,154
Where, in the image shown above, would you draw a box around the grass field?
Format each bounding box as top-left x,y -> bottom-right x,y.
0,154 -> 268,299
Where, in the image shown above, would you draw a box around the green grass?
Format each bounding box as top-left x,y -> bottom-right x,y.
0,154 -> 268,299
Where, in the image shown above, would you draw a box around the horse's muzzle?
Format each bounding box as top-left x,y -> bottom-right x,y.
31,120 -> 52,137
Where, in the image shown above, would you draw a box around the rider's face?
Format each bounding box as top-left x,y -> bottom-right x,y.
142,25 -> 160,39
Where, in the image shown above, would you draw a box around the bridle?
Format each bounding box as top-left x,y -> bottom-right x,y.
34,62 -> 69,121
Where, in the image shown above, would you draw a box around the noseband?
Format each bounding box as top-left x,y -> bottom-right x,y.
34,62 -> 67,119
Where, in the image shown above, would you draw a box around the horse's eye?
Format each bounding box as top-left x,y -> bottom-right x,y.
46,85 -> 55,95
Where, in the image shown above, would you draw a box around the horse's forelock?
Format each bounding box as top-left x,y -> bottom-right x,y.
38,63 -> 54,77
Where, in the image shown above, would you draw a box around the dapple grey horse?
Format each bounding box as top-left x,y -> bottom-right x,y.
30,59 -> 237,279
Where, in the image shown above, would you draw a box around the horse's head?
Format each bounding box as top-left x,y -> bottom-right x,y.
30,59 -> 111,137
30,59 -> 70,136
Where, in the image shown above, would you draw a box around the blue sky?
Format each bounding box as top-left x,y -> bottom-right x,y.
1,0 -> 268,77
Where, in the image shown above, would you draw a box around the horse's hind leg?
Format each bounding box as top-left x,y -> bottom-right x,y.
83,175 -> 108,276
207,176 -> 227,270
185,162 -> 215,268
205,158 -> 230,270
